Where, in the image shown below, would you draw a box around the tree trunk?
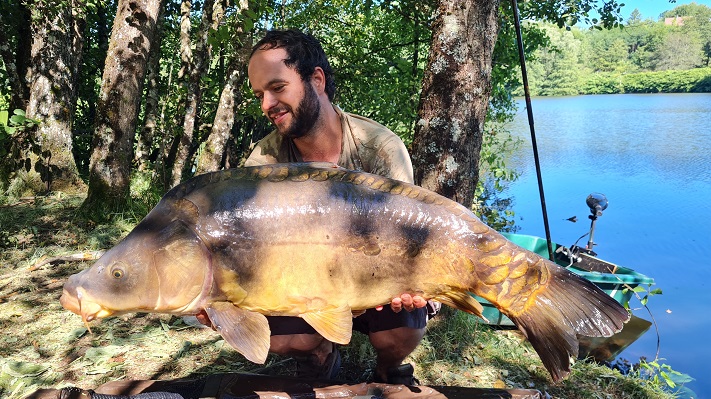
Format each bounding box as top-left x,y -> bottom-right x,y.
410,0 -> 500,206
170,0 -> 219,187
83,0 -> 164,217
195,0 -> 253,174
195,58 -> 246,173
0,0 -> 32,112
23,0 -> 86,194
153,58 -> 175,191
135,1 -> 166,172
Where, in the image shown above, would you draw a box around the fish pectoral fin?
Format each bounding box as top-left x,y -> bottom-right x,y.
433,291 -> 485,319
205,302 -> 270,364
300,305 -> 353,345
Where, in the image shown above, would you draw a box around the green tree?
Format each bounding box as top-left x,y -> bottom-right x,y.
272,0 -> 433,143
654,31 -> 704,70
0,0 -> 31,112
528,23 -> 582,96
582,29 -> 631,72
625,19 -> 666,71
195,0 -> 257,174
664,3 -> 711,67
627,8 -> 642,24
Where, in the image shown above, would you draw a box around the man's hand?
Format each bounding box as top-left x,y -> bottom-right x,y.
376,293 -> 427,313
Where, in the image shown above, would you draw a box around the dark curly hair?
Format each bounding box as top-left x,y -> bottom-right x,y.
250,29 -> 336,101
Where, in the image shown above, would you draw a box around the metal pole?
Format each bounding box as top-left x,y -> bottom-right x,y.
510,0 -> 555,261
587,216 -> 598,252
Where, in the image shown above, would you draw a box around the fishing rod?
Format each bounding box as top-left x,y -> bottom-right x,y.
510,0 -> 555,261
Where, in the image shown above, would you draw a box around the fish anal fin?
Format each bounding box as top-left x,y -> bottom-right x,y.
300,305 -> 353,345
433,291 -> 485,319
205,301 -> 270,364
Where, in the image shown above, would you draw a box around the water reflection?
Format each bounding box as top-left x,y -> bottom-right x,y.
505,93 -> 711,398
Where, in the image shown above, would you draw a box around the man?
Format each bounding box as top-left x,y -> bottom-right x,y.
243,29 -> 434,384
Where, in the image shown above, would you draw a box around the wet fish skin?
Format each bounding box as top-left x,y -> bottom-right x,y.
60,162 -> 630,382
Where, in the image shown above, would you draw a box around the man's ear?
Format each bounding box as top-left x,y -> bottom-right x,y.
311,67 -> 326,94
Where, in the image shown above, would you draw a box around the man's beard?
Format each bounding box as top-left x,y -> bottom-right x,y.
278,82 -> 321,139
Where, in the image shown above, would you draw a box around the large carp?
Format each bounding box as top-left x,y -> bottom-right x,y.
61,163 -> 629,382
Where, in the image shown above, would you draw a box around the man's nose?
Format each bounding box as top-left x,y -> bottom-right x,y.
261,92 -> 278,113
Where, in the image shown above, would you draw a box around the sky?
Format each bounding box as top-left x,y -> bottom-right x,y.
619,0 -> 711,20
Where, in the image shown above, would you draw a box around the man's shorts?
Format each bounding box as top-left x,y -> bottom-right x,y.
267,306 -> 428,336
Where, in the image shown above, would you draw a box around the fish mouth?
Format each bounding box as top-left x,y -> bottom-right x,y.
60,286 -> 115,328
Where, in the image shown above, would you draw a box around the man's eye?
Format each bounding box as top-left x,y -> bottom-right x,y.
274,85 -> 285,92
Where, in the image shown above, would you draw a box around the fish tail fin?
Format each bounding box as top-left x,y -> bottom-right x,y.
506,266 -> 630,382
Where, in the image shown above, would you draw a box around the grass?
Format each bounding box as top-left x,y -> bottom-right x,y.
0,193 -> 677,398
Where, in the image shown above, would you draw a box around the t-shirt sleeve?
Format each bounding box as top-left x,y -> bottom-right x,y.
372,136 -> 414,184
244,148 -> 267,167
243,131 -> 280,166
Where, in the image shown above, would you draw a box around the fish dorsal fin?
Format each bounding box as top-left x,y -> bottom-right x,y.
300,305 -> 353,345
205,301 -> 270,364
433,291 -> 485,320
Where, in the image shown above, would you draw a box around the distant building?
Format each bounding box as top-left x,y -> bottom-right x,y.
664,16 -> 687,26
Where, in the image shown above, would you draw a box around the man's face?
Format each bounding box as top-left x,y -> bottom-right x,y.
248,47 -> 321,138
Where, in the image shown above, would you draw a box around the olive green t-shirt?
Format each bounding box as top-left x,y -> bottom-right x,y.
244,106 -> 414,184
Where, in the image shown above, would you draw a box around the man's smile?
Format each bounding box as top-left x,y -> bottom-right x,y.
268,108 -> 289,126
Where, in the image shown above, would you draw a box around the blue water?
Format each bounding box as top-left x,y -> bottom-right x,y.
504,93 -> 711,397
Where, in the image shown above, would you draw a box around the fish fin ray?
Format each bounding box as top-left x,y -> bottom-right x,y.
505,266 -> 630,382
432,291 -> 484,319
174,198 -> 200,224
205,302 -> 270,364
300,305 -> 353,345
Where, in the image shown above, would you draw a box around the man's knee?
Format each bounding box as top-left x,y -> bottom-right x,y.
269,333 -> 325,355
368,327 -> 426,355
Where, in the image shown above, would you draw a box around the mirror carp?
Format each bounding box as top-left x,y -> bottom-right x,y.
60,162 -> 630,382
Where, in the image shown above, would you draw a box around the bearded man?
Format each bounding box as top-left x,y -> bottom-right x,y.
239,29 -> 438,384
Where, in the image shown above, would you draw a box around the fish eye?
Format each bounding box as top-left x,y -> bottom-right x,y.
111,268 -> 124,279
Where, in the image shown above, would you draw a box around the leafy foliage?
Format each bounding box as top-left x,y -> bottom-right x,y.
473,123 -> 521,232
581,67 -> 711,94
262,0 -> 434,143
523,3 -> 711,96
630,358 -> 697,398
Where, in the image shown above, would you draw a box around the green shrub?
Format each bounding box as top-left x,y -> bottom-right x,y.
580,68 -> 711,94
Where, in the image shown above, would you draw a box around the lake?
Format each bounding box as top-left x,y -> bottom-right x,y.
504,93 -> 711,398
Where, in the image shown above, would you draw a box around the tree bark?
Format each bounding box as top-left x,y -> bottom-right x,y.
195,58 -> 246,173
83,0 -> 164,216
135,1 -> 166,172
410,0 -> 500,206
0,0 -> 32,112
170,0 -> 219,187
23,0 -> 86,194
195,0 -> 253,174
